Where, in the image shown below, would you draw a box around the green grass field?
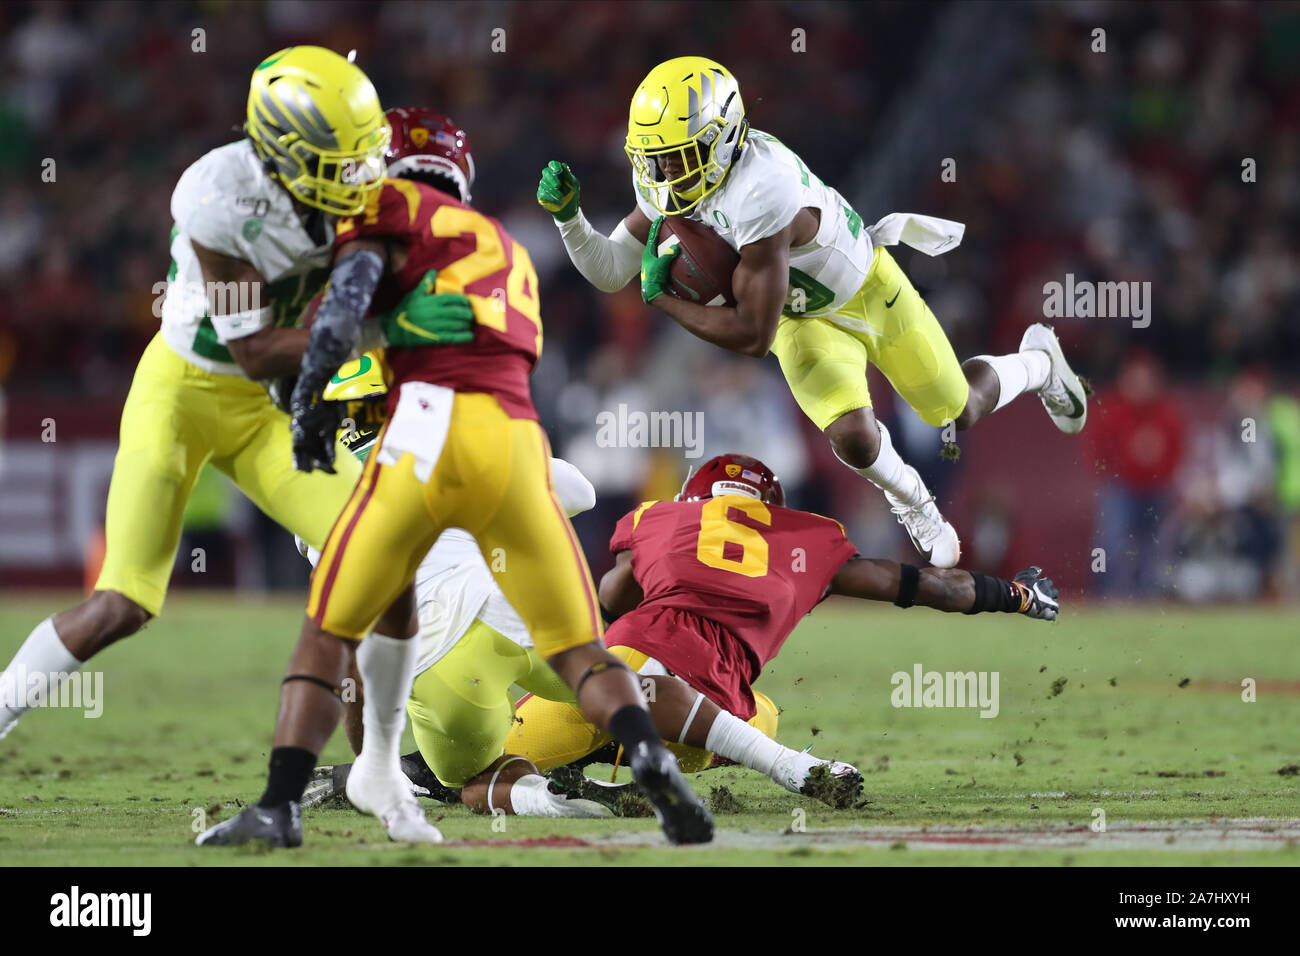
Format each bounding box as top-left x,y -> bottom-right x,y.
2,593 -> 1298,866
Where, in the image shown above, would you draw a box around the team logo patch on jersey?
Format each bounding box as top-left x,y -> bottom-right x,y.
242,218 -> 263,241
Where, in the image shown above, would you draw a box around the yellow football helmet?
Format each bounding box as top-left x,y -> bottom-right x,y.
246,46 -> 391,216
625,56 -> 748,215
323,350 -> 390,459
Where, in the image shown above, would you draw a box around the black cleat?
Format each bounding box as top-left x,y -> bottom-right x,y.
196,801 -> 302,848
301,763 -> 354,809
302,753 -> 460,810
547,764 -> 649,817
399,750 -> 460,803
628,741 -> 714,845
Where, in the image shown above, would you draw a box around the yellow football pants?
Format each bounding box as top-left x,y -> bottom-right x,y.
406,618 -> 574,787
771,246 -> 970,430
308,391 -> 603,655
505,645 -> 781,774
95,334 -> 361,615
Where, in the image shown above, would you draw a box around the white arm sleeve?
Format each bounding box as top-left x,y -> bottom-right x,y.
555,212 -> 643,293
550,457 -> 597,517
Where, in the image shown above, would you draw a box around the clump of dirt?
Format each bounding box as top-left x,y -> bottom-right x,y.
708,785 -> 744,814
940,443 -> 961,462
800,763 -> 861,810
1013,752 -> 1025,767
1155,770 -> 1226,778
1049,676 -> 1068,698
1177,677 -> 1191,688
614,792 -> 654,817
1276,764 -> 1300,777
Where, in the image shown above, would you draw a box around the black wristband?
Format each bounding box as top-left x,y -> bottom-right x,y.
965,572 -> 1021,614
895,563 -> 921,608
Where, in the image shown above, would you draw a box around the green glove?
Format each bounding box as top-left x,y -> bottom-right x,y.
380,269 -> 476,348
537,160 -> 581,222
640,216 -> 679,303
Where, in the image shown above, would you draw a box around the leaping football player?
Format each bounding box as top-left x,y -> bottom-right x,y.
0,49 -> 431,746
537,56 -> 1090,569
502,453 -> 1060,807
199,105 -> 716,848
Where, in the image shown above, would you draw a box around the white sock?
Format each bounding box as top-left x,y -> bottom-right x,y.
0,617 -> 82,737
972,351 -> 1051,412
353,632 -> 418,775
704,710 -> 790,779
835,421 -> 926,507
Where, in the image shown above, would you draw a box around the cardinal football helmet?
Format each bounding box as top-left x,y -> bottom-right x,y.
678,453 -> 784,507
246,46 -> 390,216
384,107 -> 476,203
625,56 -> 748,215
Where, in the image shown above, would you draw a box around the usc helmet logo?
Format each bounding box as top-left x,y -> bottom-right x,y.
725,464 -> 742,477
410,127 -> 429,148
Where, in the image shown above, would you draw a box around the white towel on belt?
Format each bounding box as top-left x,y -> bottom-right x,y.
867,213 -> 965,257
375,381 -> 455,483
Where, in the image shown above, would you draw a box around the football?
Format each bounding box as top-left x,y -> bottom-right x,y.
656,215 -> 740,307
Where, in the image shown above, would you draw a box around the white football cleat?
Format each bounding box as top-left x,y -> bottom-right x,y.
1020,323 -> 1087,434
886,480 -> 961,568
771,752 -> 865,808
531,793 -> 614,819
346,764 -> 444,844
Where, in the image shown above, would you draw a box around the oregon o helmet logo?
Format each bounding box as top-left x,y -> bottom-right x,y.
332,354 -> 373,383
714,210 -> 730,228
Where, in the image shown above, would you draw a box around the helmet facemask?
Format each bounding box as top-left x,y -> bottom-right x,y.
251,124 -> 390,216
626,77 -> 747,216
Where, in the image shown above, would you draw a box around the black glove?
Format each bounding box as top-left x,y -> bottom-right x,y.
268,374 -> 297,415
1013,566 -> 1060,621
290,379 -> 344,474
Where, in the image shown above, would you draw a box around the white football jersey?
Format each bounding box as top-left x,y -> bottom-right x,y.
160,140 -> 334,376
410,527 -> 533,675
634,130 -> 875,316
299,527 -> 531,678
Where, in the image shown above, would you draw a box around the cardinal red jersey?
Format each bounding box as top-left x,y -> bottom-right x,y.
334,179 -> 543,420
607,497 -> 857,710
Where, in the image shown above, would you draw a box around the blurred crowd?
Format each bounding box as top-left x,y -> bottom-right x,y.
1,0 -> 1297,597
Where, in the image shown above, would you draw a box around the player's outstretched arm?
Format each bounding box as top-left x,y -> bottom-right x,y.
191,240 -> 309,381
827,559 -> 1059,621
642,218 -> 789,358
537,161 -> 645,293
287,239 -> 388,473
597,550 -> 643,620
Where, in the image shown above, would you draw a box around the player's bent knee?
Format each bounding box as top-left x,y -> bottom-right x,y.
825,410 -> 881,469
84,590 -> 151,646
